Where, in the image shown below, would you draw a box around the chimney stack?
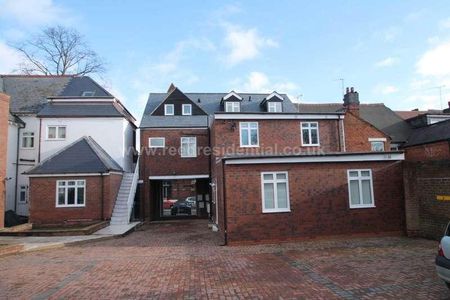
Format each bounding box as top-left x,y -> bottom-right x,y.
443,101 -> 450,113
343,87 -> 360,115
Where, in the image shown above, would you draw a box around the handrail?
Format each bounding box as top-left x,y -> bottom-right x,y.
126,156 -> 139,223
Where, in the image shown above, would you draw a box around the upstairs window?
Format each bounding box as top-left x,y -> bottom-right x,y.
182,104 -> 192,115
165,104 -> 174,116
149,137 -> 165,148
21,132 -> 35,149
56,180 -> 85,207
19,185 -> 28,203
267,102 -> 282,112
261,172 -> 290,213
369,138 -> 386,152
180,137 -> 197,158
81,91 -> 95,97
225,102 -> 240,112
347,170 -> 375,209
301,122 -> 319,146
240,122 -> 259,147
47,126 -> 66,140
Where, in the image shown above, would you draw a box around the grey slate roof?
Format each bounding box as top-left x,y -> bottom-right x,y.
37,103 -> 124,118
26,136 -> 123,175
0,75 -> 72,113
59,76 -> 112,97
8,113 -> 25,125
404,119 -> 450,147
297,103 -> 412,143
140,92 -> 298,128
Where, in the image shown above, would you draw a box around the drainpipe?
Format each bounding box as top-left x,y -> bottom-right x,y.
101,172 -> 105,220
340,117 -> 346,152
221,159 -> 228,246
37,118 -> 42,162
14,126 -> 22,213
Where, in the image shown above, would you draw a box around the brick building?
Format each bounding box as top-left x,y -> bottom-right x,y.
140,85 -> 405,244
0,92 -> 10,228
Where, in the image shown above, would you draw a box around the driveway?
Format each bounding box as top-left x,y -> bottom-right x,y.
0,220 -> 448,299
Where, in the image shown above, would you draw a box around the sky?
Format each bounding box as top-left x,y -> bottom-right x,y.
1,0 -> 450,121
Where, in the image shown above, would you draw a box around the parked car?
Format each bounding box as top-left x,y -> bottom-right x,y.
163,199 -> 177,210
436,221 -> 450,289
170,200 -> 192,216
185,196 -> 196,207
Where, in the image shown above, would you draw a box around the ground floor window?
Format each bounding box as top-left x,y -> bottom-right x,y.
261,172 -> 290,213
347,169 -> 375,208
56,180 -> 86,207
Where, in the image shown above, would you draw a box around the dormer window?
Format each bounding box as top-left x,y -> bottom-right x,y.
225,102 -> 240,112
165,104 -> 174,116
182,104 -> 192,115
268,102 -> 282,112
81,91 -> 95,97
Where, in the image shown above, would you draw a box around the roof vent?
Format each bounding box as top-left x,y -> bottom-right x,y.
249,96 -> 252,101
197,98 -> 201,103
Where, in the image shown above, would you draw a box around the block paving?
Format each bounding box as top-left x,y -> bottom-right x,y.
0,219 -> 448,299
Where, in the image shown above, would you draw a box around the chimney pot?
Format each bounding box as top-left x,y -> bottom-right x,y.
346,87 -> 350,93
350,87 -> 354,93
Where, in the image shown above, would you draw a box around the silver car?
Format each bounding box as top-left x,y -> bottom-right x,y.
436,221 -> 450,289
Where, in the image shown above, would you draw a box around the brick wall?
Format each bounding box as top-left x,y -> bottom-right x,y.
0,93 -> 9,228
405,141 -> 450,161
222,161 -> 405,244
344,112 -> 391,152
29,173 -> 122,225
404,160 -> 450,239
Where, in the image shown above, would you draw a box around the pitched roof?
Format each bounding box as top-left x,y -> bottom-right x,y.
37,103 -> 124,118
395,109 -> 445,120
140,92 -> 298,128
404,119 -> 450,147
0,75 -> 72,113
26,136 -> 123,175
297,103 -> 412,143
59,76 -> 113,97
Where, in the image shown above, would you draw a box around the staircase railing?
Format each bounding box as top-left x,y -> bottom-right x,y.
126,156 -> 139,223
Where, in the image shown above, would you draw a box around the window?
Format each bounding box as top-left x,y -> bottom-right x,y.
347,170 -> 375,208
81,91 -> 95,97
149,137 -> 165,148
19,185 -> 28,203
56,180 -> 85,207
240,122 -> 259,147
368,138 -> 386,152
182,104 -> 192,115
21,132 -> 34,148
301,122 -> 319,146
268,102 -> 282,112
261,172 -> 290,213
47,126 -> 66,140
165,104 -> 174,115
181,137 -> 197,157
225,102 -> 240,112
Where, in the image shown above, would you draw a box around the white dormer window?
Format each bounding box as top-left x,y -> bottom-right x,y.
268,102 -> 282,112
223,91 -> 243,101
82,91 -> 95,97
165,104 -> 174,116
225,102 -> 240,112
182,104 -> 192,115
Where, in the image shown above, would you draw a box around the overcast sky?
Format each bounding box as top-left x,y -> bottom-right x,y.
1,0 -> 450,120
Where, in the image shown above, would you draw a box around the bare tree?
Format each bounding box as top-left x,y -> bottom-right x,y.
13,26 -> 105,76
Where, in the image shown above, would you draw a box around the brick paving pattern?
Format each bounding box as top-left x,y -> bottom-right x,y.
0,220 -> 448,299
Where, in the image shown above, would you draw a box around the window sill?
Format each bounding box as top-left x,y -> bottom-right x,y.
262,209 -> 291,214
56,205 -> 86,208
240,145 -> 260,148
181,156 -> 198,158
349,205 -> 376,209
46,139 -> 66,141
301,144 -> 320,147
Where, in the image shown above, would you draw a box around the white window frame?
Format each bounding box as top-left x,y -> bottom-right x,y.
225,101 -> 240,112
182,104 -> 192,115
368,138 -> 386,152
56,180 -> 86,208
301,122 -> 320,146
347,169 -> 375,209
149,137 -> 165,148
261,171 -> 290,213
19,185 -> 28,203
268,102 -> 282,112
81,91 -> 95,97
164,104 -> 174,116
46,125 -> 66,140
21,131 -> 35,149
239,122 -> 259,147
180,137 -> 197,158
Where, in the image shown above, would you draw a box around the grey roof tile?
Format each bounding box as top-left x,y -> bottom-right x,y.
404,119 -> 450,147
37,103 -> 123,117
26,136 -> 123,174
59,76 -> 112,97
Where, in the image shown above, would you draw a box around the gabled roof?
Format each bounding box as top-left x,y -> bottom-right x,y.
261,91 -> 284,104
404,119 -> 450,147
140,91 -> 298,128
0,75 -> 73,113
395,109 -> 444,120
297,103 -> 412,143
222,91 -> 243,102
150,86 -> 207,116
26,136 -> 123,175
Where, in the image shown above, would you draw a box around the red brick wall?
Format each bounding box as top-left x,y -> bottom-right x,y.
344,112 -> 391,152
29,174 -> 122,225
222,161 -> 405,244
405,141 -> 450,161
212,119 -> 341,156
0,93 -> 9,228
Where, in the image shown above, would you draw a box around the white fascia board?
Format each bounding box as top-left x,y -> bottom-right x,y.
28,172 -> 112,177
224,152 -> 405,165
149,174 -> 210,180
214,114 -> 344,120
266,91 -> 284,101
223,91 -> 243,101
368,138 -> 387,142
